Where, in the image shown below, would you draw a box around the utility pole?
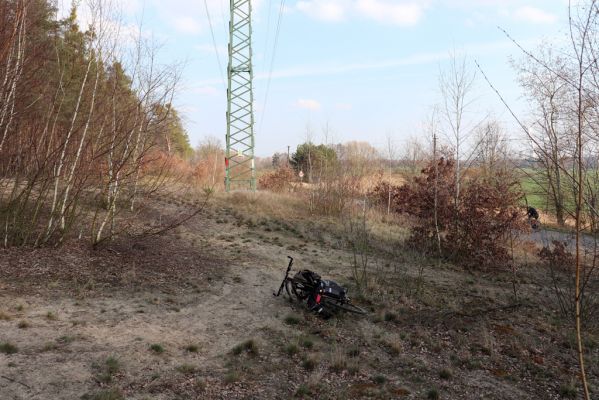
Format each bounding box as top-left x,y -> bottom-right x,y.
225,0 -> 255,191
287,145 -> 290,167
433,132 -> 442,261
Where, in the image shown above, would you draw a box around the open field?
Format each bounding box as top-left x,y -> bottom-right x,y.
1,191 -> 597,399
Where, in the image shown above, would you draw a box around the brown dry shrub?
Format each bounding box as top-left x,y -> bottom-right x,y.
142,150 -> 194,179
193,155 -> 224,189
309,175 -> 362,216
258,166 -> 295,192
371,158 -> 525,269
539,241 -> 599,325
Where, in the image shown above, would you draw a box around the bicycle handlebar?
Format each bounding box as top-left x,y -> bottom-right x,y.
273,256 -> 294,297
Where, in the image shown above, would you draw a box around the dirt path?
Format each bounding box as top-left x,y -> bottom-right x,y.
0,200 -> 297,399
0,196 -> 357,399
0,262 -> 292,399
527,225 -> 596,249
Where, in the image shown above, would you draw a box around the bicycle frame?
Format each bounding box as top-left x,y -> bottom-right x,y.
273,256 -> 367,315
273,256 -> 294,297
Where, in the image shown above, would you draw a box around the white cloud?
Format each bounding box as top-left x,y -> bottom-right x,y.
252,38 -> 540,82
296,99 -> 321,110
151,0 -> 265,37
355,0 -> 425,26
56,0 -> 141,23
513,6 -> 557,24
296,0 -> 427,26
195,44 -> 471,86
121,0 -> 142,16
54,0 -> 152,56
296,0 -> 348,22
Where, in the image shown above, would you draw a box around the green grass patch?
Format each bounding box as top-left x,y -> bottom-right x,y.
224,371 -> 239,384
94,356 -> 120,384
427,388 -> 440,400
383,311 -> 397,322
105,357 -> 120,375
17,320 -> 30,329
285,343 -> 299,356
284,314 -> 301,325
559,381 -> 578,399
301,356 -> 317,371
149,344 -> 165,354
232,339 -> 258,356
299,336 -> 314,349
57,335 -> 75,344
185,344 -> 200,353
295,384 -> 311,398
0,342 -> 18,354
439,368 -> 453,380
41,342 -> 58,352
176,364 -> 197,374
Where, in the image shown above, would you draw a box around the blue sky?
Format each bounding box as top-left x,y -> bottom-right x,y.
60,0 -> 572,156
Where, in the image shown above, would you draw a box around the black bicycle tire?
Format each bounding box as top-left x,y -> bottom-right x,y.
322,297 -> 367,315
291,280 -> 311,301
284,279 -> 293,298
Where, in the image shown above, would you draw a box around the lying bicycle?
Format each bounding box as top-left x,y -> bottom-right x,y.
274,256 -> 367,316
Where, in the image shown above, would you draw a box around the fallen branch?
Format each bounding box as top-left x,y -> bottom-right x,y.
1,375 -> 32,390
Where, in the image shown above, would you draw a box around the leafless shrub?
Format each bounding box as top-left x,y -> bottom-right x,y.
539,241 -> 599,327
343,203 -> 371,291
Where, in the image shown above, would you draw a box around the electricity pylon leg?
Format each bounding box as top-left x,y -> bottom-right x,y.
225,0 -> 255,191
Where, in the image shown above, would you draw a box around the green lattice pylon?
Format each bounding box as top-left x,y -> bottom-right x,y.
225,0 -> 255,191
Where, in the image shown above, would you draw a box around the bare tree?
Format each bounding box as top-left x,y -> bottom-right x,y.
474,119 -> 510,176
426,107 -> 443,260
481,2 -> 599,396
514,46 -> 571,225
304,123 -> 313,183
439,52 -> 477,207
384,132 -> 396,215
569,3 -> 595,396
195,136 -> 225,189
402,135 -> 426,175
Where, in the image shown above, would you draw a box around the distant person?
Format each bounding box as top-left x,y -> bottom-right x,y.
527,206 -> 540,230
527,206 -> 539,220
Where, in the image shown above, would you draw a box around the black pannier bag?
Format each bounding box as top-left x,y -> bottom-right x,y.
293,269 -> 321,286
319,280 -> 346,299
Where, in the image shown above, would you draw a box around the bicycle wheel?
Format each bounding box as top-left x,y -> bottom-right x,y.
288,280 -> 311,301
321,297 -> 367,315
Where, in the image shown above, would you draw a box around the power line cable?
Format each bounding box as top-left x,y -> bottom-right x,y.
258,0 -> 286,132
203,0 -> 226,90
220,0 -> 228,37
262,0 -> 274,72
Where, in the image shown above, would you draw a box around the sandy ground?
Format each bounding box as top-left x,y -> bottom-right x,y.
1,194 -> 597,399
0,198 -> 348,399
